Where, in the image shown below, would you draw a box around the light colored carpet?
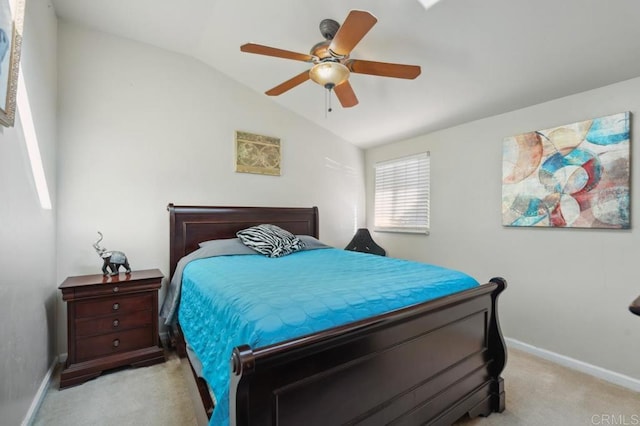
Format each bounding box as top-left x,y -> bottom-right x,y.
33,348 -> 639,425
33,352 -> 198,426
454,349 -> 640,426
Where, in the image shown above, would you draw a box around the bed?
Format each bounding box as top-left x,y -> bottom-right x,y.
165,204 -> 507,425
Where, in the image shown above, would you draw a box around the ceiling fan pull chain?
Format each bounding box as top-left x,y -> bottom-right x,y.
324,86 -> 333,117
324,88 -> 327,118
324,84 -> 334,117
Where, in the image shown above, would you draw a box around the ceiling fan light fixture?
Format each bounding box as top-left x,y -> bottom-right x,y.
309,62 -> 350,89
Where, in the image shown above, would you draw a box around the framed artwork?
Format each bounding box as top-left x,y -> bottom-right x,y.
502,112 -> 630,229
0,0 -> 24,127
235,131 -> 281,176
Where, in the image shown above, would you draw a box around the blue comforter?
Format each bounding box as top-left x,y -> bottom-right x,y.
178,248 -> 479,426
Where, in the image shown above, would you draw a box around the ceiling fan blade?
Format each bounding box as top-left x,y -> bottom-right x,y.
265,70 -> 310,96
334,80 -> 358,108
241,43 -> 316,62
329,10 -> 377,57
346,59 -> 421,79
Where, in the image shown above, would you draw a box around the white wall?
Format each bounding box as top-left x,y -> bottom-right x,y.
365,77 -> 640,380
0,1 -> 57,424
56,22 -> 365,353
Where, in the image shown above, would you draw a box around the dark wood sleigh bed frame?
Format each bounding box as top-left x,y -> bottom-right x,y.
167,204 -> 507,425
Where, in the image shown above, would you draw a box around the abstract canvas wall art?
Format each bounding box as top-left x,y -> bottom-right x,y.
502,112 -> 630,228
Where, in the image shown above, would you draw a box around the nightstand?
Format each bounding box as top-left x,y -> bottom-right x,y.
59,269 -> 166,388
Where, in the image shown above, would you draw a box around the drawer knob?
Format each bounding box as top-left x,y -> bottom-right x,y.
112,339 -> 120,348
112,303 -> 120,311
112,319 -> 119,328
113,286 -> 119,293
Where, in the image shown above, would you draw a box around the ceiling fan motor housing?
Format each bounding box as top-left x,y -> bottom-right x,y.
319,18 -> 340,40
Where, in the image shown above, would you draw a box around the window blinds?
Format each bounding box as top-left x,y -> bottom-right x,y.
374,152 -> 430,233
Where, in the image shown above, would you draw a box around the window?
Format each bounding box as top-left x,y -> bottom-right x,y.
374,152 -> 430,234
18,71 -> 52,210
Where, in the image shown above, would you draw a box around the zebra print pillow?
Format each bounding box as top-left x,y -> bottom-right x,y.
236,224 -> 305,258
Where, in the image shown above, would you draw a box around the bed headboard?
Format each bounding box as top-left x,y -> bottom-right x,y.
167,204 -> 319,277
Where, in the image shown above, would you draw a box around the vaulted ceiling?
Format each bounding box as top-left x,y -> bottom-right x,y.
51,0 -> 640,148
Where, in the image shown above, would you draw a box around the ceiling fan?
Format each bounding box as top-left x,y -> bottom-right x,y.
240,10 -> 421,110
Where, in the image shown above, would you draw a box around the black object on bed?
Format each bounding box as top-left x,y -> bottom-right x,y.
167,204 -> 507,426
630,295 -> 640,316
345,228 -> 386,256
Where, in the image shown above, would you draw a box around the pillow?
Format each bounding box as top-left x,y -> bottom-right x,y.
296,235 -> 331,250
236,224 -> 304,258
197,237 -> 257,255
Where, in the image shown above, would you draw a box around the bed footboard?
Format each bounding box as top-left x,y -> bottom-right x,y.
230,278 -> 507,425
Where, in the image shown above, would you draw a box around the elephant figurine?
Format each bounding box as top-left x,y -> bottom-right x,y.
93,232 -> 131,276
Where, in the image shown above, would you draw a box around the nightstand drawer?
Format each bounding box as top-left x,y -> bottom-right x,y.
72,283 -> 144,299
75,310 -> 152,337
75,293 -> 152,319
76,327 -> 153,362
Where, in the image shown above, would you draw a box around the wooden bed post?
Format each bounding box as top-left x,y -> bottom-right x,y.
231,345 -> 255,426
489,277 -> 507,413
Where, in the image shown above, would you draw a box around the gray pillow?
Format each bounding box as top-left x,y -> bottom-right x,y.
236,224 -> 304,258
197,237 -> 257,254
296,235 -> 331,250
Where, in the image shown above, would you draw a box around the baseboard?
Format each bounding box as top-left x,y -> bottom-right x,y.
21,356 -> 59,426
505,337 -> 640,393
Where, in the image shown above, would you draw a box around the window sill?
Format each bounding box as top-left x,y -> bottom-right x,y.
374,228 -> 430,235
